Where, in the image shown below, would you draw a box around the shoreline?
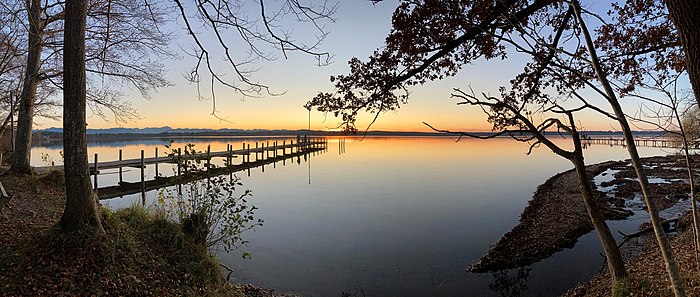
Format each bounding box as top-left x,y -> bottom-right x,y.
0,168 -> 299,296
2,153 -> 698,295
565,210 -> 700,296
469,155 -> 693,273
468,160 -> 629,272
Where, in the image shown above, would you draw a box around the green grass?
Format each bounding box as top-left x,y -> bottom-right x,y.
611,278 -> 630,297
611,277 -> 664,297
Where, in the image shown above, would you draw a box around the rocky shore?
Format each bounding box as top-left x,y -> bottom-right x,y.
469,155 -> 694,273
565,211 -> 700,296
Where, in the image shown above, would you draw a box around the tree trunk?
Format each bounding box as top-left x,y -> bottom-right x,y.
501,96 -> 629,286
614,111 -> 684,296
0,113 -> 11,141
665,0 -> 700,108
674,106 -> 700,268
573,2 -> 685,295
58,0 -> 105,233
9,0 -> 43,175
684,147 -> 700,269
571,139 -> 627,283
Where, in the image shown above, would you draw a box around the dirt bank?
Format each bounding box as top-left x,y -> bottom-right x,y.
469,155 -> 694,273
564,212 -> 700,296
0,169 -> 294,296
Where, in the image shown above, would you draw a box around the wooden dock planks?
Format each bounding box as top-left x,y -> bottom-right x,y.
97,145 -> 327,199
582,137 -> 687,149
91,140 -> 324,170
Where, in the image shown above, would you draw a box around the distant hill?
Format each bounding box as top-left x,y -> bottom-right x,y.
41,126 -> 231,135
34,126 -> 666,139
38,126 -> 331,137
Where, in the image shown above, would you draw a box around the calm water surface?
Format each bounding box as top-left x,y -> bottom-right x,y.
32,136 -> 672,297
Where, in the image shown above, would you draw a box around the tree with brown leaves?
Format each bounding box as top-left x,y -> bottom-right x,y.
307,1 -> 691,295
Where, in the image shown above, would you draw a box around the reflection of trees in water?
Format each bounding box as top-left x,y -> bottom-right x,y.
489,267 -> 531,297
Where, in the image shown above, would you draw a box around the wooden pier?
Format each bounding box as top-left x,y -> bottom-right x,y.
91,138 -> 326,172
582,137 -> 688,149
38,138 -> 328,200
98,146 -> 325,199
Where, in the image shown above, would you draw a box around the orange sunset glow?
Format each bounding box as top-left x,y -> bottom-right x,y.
31,2 -> 653,134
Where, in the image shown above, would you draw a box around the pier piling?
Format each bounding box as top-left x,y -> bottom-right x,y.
140,150 -> 145,205
93,154 -> 98,192
118,149 -> 123,184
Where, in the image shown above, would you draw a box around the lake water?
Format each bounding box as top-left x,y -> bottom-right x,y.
31,136 -> 674,297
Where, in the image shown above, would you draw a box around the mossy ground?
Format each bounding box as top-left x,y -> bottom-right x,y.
0,169 -> 247,296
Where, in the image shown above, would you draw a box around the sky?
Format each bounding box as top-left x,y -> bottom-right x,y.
35,1 -> 687,133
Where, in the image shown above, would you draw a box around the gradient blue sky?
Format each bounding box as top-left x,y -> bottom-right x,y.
36,1 -> 685,132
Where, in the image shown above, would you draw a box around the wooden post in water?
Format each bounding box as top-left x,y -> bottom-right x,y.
247,143 -> 251,162
140,150 -> 145,205
184,146 -> 189,175
118,149 -> 123,184
255,142 -> 259,160
227,144 -> 232,166
207,145 -> 211,185
177,147 -> 182,195
228,144 -> 233,179
93,153 -> 98,193
154,147 -> 158,177
154,147 -> 159,177
177,148 -> 182,176
261,142 -> 265,173
206,145 -> 211,171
